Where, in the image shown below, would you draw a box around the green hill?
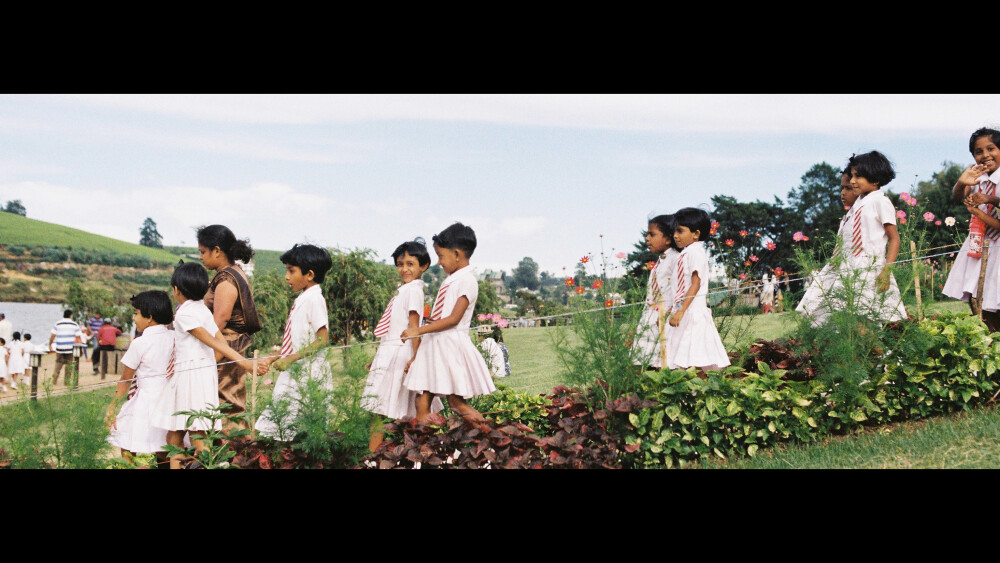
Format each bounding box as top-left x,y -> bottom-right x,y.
0,212 -> 184,263
163,245 -> 285,274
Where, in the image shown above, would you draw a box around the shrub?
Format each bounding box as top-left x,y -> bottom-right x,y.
469,384 -> 552,434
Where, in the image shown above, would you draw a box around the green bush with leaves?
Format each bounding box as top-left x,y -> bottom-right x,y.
469,384 -> 552,433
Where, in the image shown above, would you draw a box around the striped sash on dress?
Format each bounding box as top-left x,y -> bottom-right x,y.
429,281 -> 452,321
373,297 -> 395,337
280,306 -> 295,356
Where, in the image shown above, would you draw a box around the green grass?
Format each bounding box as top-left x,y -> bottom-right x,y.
163,245 -> 287,275
0,212 -> 183,263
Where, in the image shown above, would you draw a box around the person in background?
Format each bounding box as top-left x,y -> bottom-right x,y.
87,312 -> 103,364
0,313 -> 13,350
97,319 -> 123,377
48,309 -> 85,385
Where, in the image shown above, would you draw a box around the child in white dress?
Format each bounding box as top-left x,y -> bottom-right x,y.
256,244 -> 334,441
362,238 -> 443,450
667,208 -> 731,374
943,127 -> 1000,332
797,152 -> 906,327
632,213 -> 680,369
402,222 -> 496,424
151,262 -> 264,468
6,332 -> 25,389
105,291 -> 174,465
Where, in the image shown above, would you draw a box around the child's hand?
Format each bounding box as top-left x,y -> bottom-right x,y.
238,359 -> 266,375
960,163 -> 988,186
404,359 -> 414,373
876,268 -> 890,293
104,406 -> 117,431
668,311 -> 683,327
271,357 -> 291,372
400,328 -> 419,342
965,192 -> 991,208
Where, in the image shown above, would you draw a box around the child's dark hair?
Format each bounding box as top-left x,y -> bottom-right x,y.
491,326 -> 504,342
23,333 -> 30,341
847,151 -> 895,187
196,224 -> 254,263
969,127 -> 1000,154
648,214 -> 677,250
171,261 -> 210,300
432,222 -> 477,258
673,208 -> 712,241
131,290 -> 174,325
391,237 -> 431,267
12,332 -> 20,341
280,244 -> 333,283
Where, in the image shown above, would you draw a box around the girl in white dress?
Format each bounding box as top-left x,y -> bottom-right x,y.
943,127 -> 1000,332
797,152 -> 906,327
362,238 -> 443,449
6,332 -> 26,389
152,262 -> 264,468
402,222 -> 496,424
105,291 -> 174,465
667,208 -> 731,374
632,213 -> 680,369
255,244 -> 334,441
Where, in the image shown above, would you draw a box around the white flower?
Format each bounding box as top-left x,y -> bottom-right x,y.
945,217 -> 956,226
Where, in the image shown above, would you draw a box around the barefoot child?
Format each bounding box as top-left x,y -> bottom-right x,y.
632,213 -> 680,369
361,238 -> 443,450
667,207 -> 730,374
255,244 -> 334,441
106,291 -> 174,466
402,222 -> 496,424
943,127 -> 1000,332
151,262 -> 265,469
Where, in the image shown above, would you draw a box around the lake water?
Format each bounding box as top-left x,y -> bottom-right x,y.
0,302 -> 71,344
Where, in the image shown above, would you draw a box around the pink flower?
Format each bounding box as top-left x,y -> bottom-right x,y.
591,279 -> 603,289
744,260 -> 751,266
793,232 -> 805,241
477,314 -> 486,322
739,230 -> 748,237
564,277 -> 575,287
765,241 -> 776,251
725,239 -> 735,247
900,192 -> 910,199
750,255 -> 759,262
907,198 -> 917,207
935,220 -> 942,225
900,218 -> 907,224
263,378 -> 273,386
738,273 -> 747,280
896,210 -> 906,220
923,212 -> 935,222
711,221 -> 720,230
773,267 -> 784,276
644,261 -> 656,270
498,320 -> 508,328
604,299 -> 614,308
615,251 -> 626,260
575,286 -> 584,294
580,256 -> 589,263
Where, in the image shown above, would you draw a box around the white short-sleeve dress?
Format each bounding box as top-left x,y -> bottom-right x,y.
151,300 -> 223,432
362,280 -> 443,418
796,190 -> 907,327
943,169 -> 1000,311
632,248 -> 679,368
256,284 -> 332,440
107,324 -> 172,453
6,340 -> 26,376
666,242 -> 731,371
404,265 -> 496,398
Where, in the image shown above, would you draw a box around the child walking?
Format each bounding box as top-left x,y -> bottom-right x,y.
362,238 -> 443,450
667,208 -> 730,374
255,244 -> 334,441
943,127 -> 1000,332
401,222 -> 496,425
632,213 -> 680,369
151,262 -> 264,468
105,291 -> 174,466
6,332 -> 25,390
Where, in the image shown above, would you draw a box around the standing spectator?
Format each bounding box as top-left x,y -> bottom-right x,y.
97,319 -> 123,377
48,309 -> 84,385
0,313 -> 13,346
87,312 -> 104,364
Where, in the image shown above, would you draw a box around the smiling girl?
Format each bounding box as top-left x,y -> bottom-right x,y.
361,238 -> 442,449
942,127 -> 1000,332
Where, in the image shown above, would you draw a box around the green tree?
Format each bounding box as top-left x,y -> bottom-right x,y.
510,256 -> 540,290
786,162 -> 846,239
139,217 -> 163,248
474,279 -> 502,318
907,161 -> 969,251
3,200 -> 26,216
324,247 -> 398,346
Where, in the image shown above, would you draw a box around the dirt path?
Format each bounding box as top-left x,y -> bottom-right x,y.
1,350 -> 126,402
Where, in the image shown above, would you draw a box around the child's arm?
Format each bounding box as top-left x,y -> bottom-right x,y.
400,297 -> 469,341
104,366 -> 136,430
954,164 -> 988,201
403,311 -> 421,373
964,191 -> 1000,209
269,327 -> 328,372
187,326 -> 268,375
876,223 -> 901,292
968,205 -> 1000,230
668,272 -> 701,327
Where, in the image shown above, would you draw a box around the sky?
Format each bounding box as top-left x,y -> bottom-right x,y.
0,94 -> 997,277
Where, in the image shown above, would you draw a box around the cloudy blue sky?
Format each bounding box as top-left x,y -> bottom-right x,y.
0,94 -> 995,275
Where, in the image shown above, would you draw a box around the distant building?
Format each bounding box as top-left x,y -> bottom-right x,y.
478,269 -> 506,296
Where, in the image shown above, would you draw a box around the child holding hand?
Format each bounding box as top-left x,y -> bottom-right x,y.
255,244 -> 334,441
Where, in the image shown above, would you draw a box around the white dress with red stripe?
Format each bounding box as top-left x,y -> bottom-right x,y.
943,170 -> 1000,311
108,324 -> 172,453
256,284 -> 331,440
404,265 -> 496,398
632,248 -> 679,368
361,280 -> 444,418
666,242 -> 731,371
796,190 -> 907,326
151,300 -> 223,432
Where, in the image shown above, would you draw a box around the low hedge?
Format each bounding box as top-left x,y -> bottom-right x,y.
622,312 -> 1000,468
